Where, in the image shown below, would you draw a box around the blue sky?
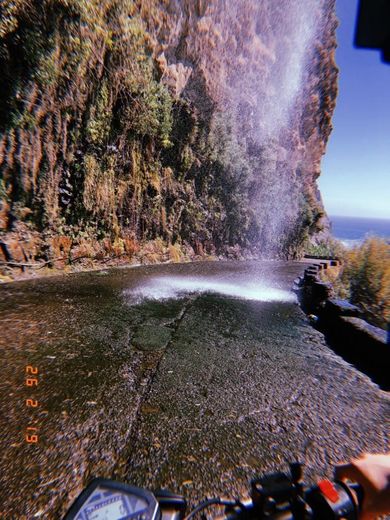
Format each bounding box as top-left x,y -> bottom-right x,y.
318,0 -> 390,219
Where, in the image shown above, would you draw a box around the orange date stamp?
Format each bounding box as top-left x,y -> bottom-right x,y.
25,365 -> 39,444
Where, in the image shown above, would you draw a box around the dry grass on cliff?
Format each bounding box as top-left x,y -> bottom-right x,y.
324,237 -> 390,329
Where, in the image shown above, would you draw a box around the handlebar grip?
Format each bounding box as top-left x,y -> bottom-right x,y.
338,481 -> 364,513
306,480 -> 363,519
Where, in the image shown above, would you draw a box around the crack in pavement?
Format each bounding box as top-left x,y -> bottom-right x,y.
115,295 -> 199,479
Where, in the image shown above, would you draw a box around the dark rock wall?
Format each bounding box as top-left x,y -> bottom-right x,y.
0,0 -> 338,265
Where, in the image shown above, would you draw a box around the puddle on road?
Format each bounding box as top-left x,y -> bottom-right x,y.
123,275 -> 296,305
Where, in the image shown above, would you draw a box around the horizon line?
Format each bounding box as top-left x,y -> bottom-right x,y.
328,214 -> 390,221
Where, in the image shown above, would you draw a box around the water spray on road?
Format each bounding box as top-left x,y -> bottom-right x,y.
123,275 -> 296,304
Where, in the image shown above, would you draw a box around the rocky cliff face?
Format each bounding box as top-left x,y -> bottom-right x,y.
0,0 -> 337,272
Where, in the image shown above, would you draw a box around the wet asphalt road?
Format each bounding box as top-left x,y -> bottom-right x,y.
0,261 -> 388,518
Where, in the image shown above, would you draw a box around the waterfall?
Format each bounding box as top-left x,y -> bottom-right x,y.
186,0 -> 330,255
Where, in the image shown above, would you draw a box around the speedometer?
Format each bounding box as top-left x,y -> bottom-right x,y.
64,479 -> 160,520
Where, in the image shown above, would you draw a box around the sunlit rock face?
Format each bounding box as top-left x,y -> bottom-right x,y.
150,0 -> 338,256
0,0 -> 337,262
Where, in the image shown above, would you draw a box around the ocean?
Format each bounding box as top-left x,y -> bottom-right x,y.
330,215 -> 390,248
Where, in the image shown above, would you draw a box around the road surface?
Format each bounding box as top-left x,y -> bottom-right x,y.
0,261 -> 388,518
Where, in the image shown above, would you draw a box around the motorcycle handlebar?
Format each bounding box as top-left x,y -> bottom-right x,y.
157,479 -> 363,520
178,463 -> 364,520
63,463 -> 364,520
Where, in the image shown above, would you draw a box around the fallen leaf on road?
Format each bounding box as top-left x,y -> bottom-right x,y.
141,404 -> 160,414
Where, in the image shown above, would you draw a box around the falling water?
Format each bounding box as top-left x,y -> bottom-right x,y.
234,0 -> 322,253
232,0 -> 320,140
188,0 -> 329,254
